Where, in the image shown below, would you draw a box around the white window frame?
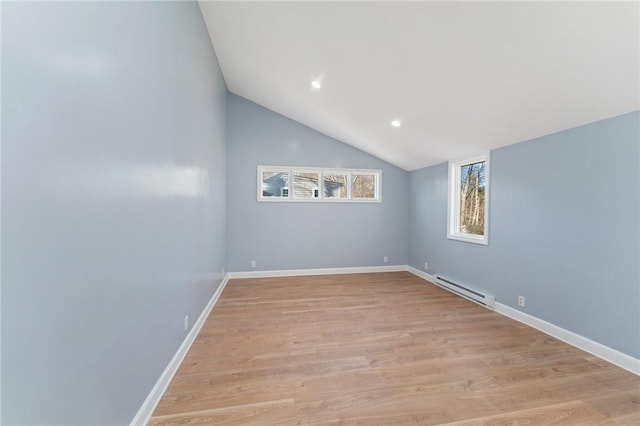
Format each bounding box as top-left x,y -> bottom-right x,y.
322,170 -> 351,200
350,171 -> 380,201
258,167 -> 291,199
257,165 -> 381,203
447,152 -> 490,245
292,169 -> 321,200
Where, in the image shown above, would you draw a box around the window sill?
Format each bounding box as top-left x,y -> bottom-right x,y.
447,233 -> 488,245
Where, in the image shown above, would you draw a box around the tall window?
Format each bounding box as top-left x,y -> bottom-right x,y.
448,152 -> 490,245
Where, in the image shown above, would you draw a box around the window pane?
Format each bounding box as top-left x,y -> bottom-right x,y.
352,174 -> 376,199
458,161 -> 486,235
258,166 -> 381,203
293,172 -> 319,198
323,173 -> 347,199
261,171 -> 289,197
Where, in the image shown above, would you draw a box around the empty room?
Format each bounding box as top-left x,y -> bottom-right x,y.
2,1 -> 639,425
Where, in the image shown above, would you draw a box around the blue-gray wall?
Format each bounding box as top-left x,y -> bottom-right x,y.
1,2 -> 227,424
409,111 -> 640,358
2,2 -> 638,423
226,94 -> 409,272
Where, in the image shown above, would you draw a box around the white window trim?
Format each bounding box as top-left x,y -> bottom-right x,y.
447,152 -> 490,245
322,170 -> 351,200
257,167 -> 291,200
257,165 -> 381,203
350,171 -> 380,201
292,169 -> 321,200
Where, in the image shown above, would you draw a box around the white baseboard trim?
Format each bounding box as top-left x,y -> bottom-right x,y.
130,274 -> 230,426
407,266 -> 495,310
131,264 -> 638,425
494,302 -> 640,376
407,265 -> 639,376
228,265 -> 408,279
406,266 -> 437,283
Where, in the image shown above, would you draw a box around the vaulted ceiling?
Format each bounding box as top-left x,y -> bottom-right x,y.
199,1 -> 639,171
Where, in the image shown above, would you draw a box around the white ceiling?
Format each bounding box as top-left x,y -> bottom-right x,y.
199,1 -> 639,171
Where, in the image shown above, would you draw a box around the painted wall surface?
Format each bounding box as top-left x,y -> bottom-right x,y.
227,94 -> 409,272
2,2 -> 227,424
409,111 -> 640,358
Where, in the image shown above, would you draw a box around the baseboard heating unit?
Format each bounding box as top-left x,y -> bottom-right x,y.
435,275 -> 495,309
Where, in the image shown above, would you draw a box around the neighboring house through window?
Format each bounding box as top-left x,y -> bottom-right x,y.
258,166 -> 381,202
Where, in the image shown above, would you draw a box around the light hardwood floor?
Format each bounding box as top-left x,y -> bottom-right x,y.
149,272 -> 640,425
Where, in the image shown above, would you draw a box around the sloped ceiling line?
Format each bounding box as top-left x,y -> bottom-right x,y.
200,1 -> 639,171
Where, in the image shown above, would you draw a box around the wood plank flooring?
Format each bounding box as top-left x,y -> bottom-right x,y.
149,272 -> 640,425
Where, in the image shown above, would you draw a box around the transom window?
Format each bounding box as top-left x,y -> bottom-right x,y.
447,152 -> 490,245
258,166 -> 381,202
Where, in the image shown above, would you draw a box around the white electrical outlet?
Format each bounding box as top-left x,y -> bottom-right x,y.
250,260 -> 256,268
383,256 -> 388,263
184,315 -> 189,331
518,296 -> 525,307
424,262 -> 429,270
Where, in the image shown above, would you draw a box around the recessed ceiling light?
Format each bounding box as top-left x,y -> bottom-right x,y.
311,80 -> 321,89
391,120 -> 401,127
